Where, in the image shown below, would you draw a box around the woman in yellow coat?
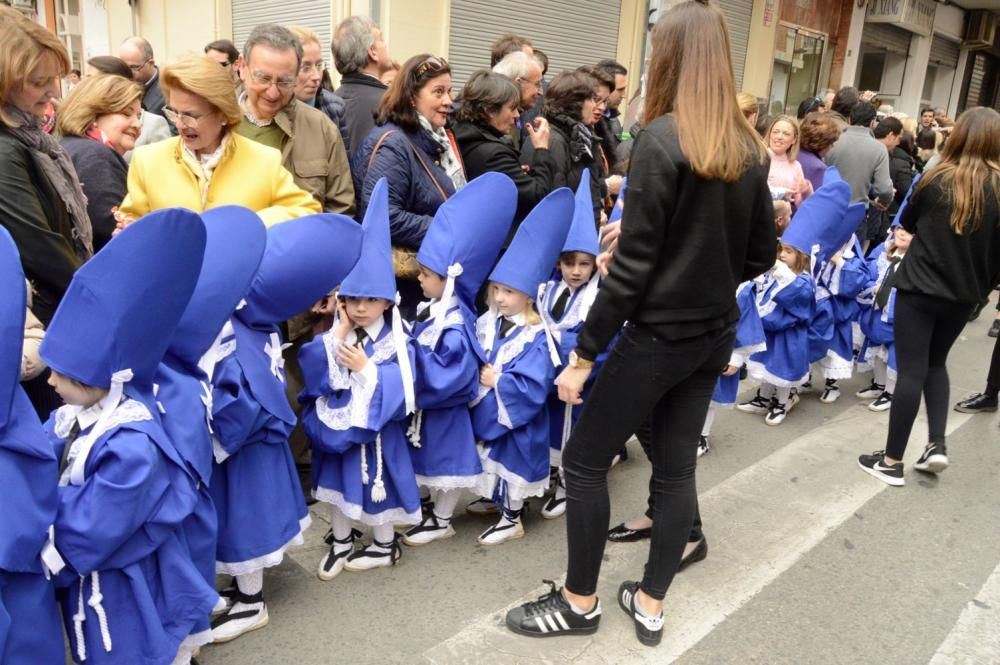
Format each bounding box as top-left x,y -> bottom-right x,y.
118,55 -> 319,226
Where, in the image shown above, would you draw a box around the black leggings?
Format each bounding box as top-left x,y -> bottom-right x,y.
986,331 -> 1000,396
563,323 -> 734,601
886,291 -> 974,460
634,419 -> 703,542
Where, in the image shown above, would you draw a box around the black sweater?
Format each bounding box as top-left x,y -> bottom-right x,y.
575,114 -> 777,359
896,178 -> 1000,305
60,136 -> 128,252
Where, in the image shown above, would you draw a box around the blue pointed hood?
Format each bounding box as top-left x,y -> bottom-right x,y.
608,177 -> 626,224
823,165 -> 844,187
489,188 -> 575,297
339,178 -> 396,301
0,226 -> 26,429
781,178 -> 851,261
168,206 -> 267,366
563,168 -> 600,256
40,208 -> 206,391
416,172 -> 517,305
236,213 -> 364,327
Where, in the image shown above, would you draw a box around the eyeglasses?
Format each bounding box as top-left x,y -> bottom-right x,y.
249,70 -> 297,90
300,61 -> 325,74
517,76 -> 543,92
414,56 -> 448,78
591,94 -> 609,107
128,58 -> 152,72
163,106 -> 210,128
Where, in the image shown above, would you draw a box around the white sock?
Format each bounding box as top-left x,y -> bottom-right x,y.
328,505 -> 355,553
233,570 -> 263,609
873,358 -> 888,387
886,374 -> 897,394
775,387 -> 791,405
433,489 -> 461,521
701,405 -> 716,437
171,646 -> 194,665
503,499 -> 524,522
561,589 -> 594,615
371,523 -> 395,548
759,383 -> 777,400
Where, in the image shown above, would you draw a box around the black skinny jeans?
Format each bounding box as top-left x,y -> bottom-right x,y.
563,322 -> 734,601
886,291 -> 974,460
634,419 -> 703,542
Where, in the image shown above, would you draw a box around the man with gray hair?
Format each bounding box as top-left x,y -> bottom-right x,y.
492,50 -> 543,150
119,36 -> 168,120
332,15 -> 392,156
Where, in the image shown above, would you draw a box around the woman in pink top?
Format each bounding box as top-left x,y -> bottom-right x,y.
767,115 -> 813,208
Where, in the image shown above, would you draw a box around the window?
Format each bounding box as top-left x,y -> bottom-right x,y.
768,25 -> 826,117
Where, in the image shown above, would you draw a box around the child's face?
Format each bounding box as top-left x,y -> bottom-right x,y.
492,283 -> 530,317
778,243 -> 801,270
558,253 -> 596,289
48,370 -> 108,408
892,227 -> 913,252
342,296 -> 392,329
416,265 -> 447,300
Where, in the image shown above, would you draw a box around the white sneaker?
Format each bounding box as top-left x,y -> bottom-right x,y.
764,402 -> 788,426
696,435 -> 710,458
856,381 -> 885,400
466,498 -> 499,515
211,596 -> 268,644
402,513 -> 456,546
737,391 -> 771,414
868,391 -> 893,412
540,493 -> 566,520
478,509 -> 525,545
819,381 -> 840,403
344,536 -> 402,571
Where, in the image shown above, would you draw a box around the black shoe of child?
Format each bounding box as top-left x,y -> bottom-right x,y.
505,580 -> 601,637
617,581 -> 664,646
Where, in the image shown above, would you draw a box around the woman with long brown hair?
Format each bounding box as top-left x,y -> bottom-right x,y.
505,0 -> 776,646
859,106 -> 1000,487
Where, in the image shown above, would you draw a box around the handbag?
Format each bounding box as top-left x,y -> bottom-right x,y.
367,129 -> 460,279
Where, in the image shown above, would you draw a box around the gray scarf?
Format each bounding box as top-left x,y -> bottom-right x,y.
417,113 -> 466,192
3,105 -> 93,260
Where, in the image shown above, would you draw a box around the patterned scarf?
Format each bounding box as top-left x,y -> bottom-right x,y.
3,105 -> 93,259
417,113 -> 466,192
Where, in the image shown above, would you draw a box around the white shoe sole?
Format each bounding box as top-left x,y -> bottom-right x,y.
478,524 -> 524,545
914,455 -> 949,474
540,503 -> 566,520
819,391 -> 840,404
856,390 -> 884,399
402,526 -> 456,546
317,555 -> 347,581
737,404 -> 769,414
868,401 -> 892,412
211,607 -> 269,644
857,461 -> 904,487
345,556 -> 397,572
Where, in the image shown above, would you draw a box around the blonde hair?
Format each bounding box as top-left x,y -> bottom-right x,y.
56,74 -> 143,137
161,55 -> 241,127
0,6 -> 71,128
779,243 -> 810,274
643,1 -> 767,182
736,91 -> 757,120
488,283 -> 542,325
287,25 -> 320,49
768,114 -> 801,161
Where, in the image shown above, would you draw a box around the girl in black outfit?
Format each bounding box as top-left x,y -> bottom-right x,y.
859,106 -> 1000,487
504,0 -> 776,647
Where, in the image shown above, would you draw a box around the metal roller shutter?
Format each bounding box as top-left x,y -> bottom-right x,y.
966,53 -> 986,109
862,23 -> 912,55
447,0 -> 621,92
929,34 -> 959,69
715,0 -> 752,90
232,0 -> 332,59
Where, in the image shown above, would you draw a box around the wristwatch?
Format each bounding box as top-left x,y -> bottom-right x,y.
568,350 -> 595,369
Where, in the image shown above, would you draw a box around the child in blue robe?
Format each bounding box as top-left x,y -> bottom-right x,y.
856,225 -> 912,411
742,174 -> 851,426
209,213 -> 362,641
401,173 -> 517,546
470,188 -> 574,545
40,210 -> 218,665
0,227 -> 65,665
152,206 -> 266,662
299,179 -> 420,578
537,171 -> 603,519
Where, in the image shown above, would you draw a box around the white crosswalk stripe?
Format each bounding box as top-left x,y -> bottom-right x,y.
928,560 -> 1000,665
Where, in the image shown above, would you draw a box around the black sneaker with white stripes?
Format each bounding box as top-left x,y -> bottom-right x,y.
913,441 -> 949,474
618,581 -> 664,646
505,580 -> 601,638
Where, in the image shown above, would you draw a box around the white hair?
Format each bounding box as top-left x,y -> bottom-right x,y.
492,51 -> 540,81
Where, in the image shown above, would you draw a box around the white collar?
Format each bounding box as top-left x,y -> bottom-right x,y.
75,391 -> 119,432
350,316 -> 385,345
502,311 -> 527,328
418,295 -> 459,318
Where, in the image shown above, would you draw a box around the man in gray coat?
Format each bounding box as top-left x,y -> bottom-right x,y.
825,101 -> 893,208
332,16 -> 393,157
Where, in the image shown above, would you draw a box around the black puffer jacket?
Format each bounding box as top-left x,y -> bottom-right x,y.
888,146 -> 915,216
521,117 -> 607,222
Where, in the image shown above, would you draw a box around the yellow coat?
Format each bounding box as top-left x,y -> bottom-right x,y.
119,133 -> 321,226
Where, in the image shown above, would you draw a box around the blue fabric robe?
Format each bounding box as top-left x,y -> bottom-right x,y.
47,393 -> 216,665
0,387 -> 63,665
857,242 -> 900,380
712,281 -> 767,406
209,320 -> 309,574
815,237 -> 868,378
471,313 -> 555,503
299,319 -> 421,526
747,267 -> 816,387
407,301 -> 482,490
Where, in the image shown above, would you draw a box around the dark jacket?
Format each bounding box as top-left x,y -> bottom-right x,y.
575,114 -> 777,359
521,118 -> 606,222
335,72 -> 388,158
351,122 -> 457,249
141,70 -> 175,135
453,120 -> 555,227
311,87 -> 348,149
60,136 -> 128,252
0,131 -> 82,324
896,178 -> 1000,305
887,146 -> 915,216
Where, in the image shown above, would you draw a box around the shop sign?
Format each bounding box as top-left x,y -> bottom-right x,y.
865,0 -> 936,37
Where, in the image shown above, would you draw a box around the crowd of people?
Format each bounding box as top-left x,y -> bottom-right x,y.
1,0 -> 999,662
